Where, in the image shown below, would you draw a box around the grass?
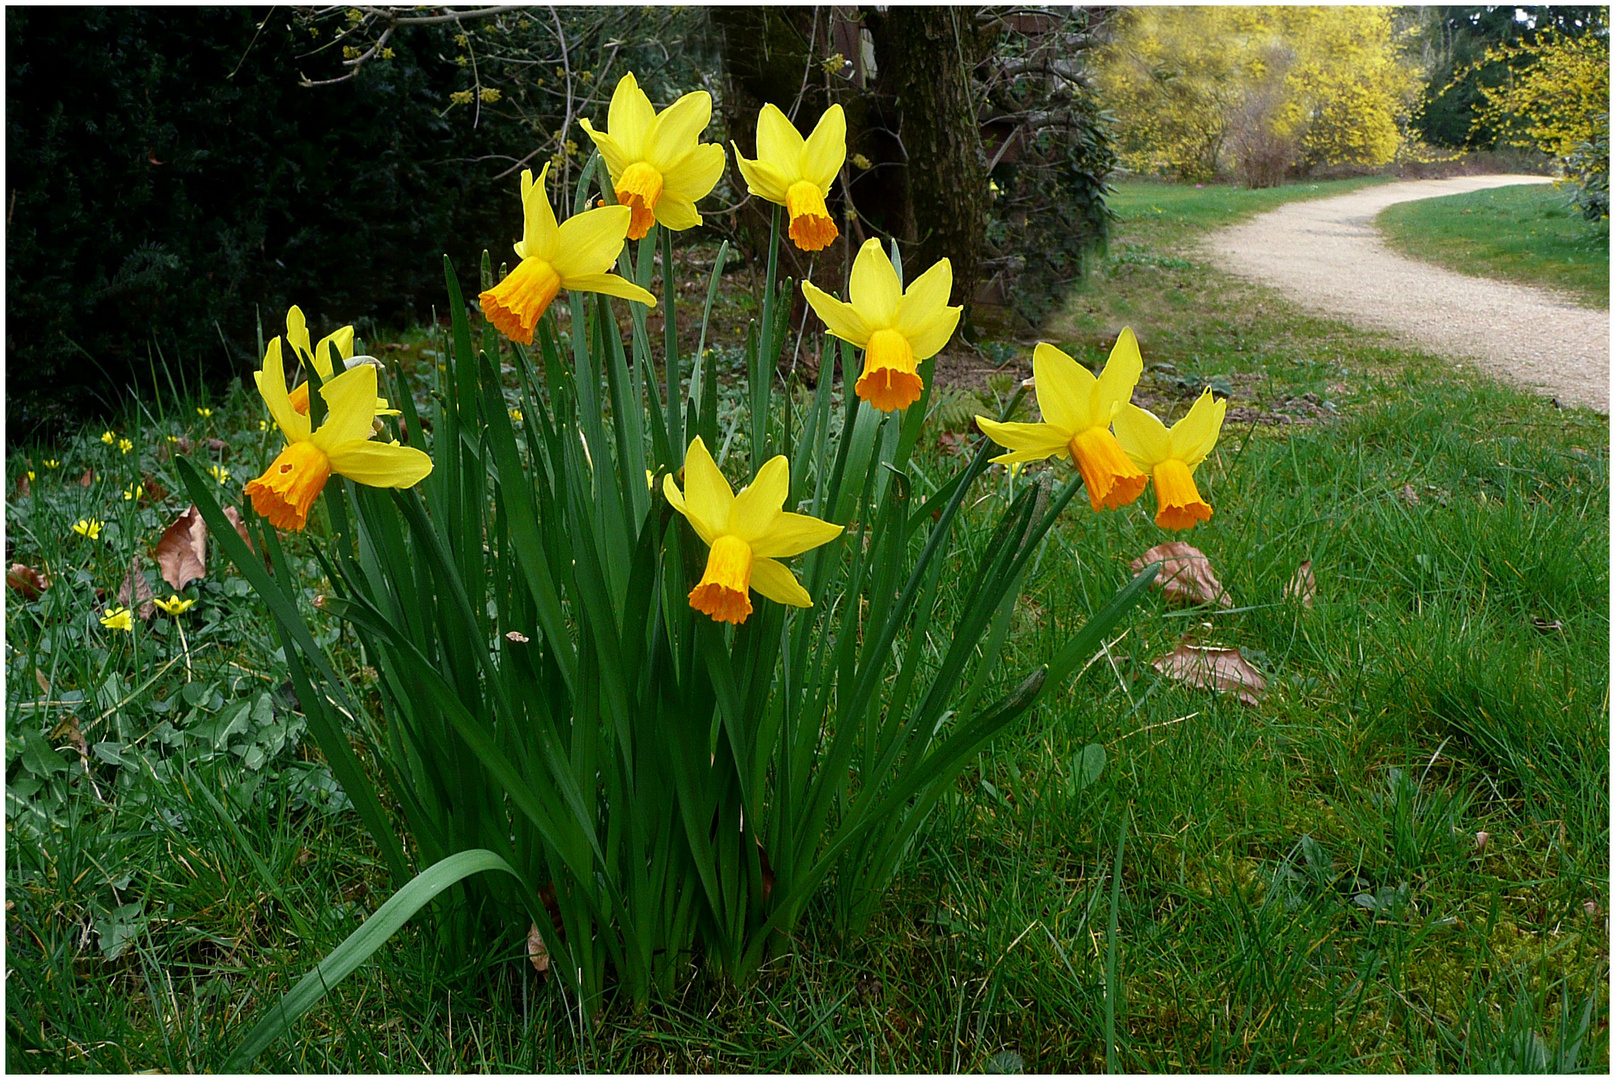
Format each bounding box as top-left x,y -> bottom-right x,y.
1376,182 -> 1610,308
7,177 -> 1608,1071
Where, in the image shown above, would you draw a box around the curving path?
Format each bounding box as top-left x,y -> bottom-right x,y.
1204,175 -> 1609,412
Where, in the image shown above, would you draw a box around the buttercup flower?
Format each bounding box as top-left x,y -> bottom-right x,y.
101,606 -> 133,632
123,484 -> 143,501
197,407 -> 213,418
579,72 -> 726,240
209,465 -> 231,485
73,518 -> 103,540
478,163 -> 657,345
101,431 -> 115,445
975,330 -> 1149,512
663,436 -> 842,625
734,103 -> 845,251
801,238 -> 961,412
43,459 -> 59,469
281,306 -> 395,418
1114,388 -> 1228,530
153,594 -> 198,616
117,439 -> 133,455
244,338 -> 433,531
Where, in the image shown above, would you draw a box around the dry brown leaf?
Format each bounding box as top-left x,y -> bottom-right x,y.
526,923 -> 551,976
1398,483 -> 1420,506
1151,641 -> 1267,705
1285,559 -> 1316,609
222,505 -> 255,553
206,437 -> 228,454
7,563 -> 51,600
156,506 -> 208,591
117,558 -> 156,620
35,668 -> 50,696
79,468 -> 97,488
1131,542 -> 1232,608
141,475 -> 168,504
52,716 -> 89,763
13,472 -> 30,498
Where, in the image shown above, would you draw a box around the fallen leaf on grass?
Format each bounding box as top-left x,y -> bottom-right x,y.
13,473 -> 29,498
140,475 -> 168,504
1285,560 -> 1315,608
1152,641 -> 1266,705
117,558 -> 156,620
80,469 -> 97,487
1398,483 -> 1420,506
156,506 -> 207,590
7,563 -> 51,600
222,505 -> 254,552
51,716 -> 89,764
1131,542 -> 1232,608
527,923 -> 551,975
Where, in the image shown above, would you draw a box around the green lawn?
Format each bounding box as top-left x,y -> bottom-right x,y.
1376,183 -> 1610,308
7,179 -> 1608,1071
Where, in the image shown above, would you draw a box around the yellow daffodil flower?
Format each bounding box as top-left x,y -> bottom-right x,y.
118,439 -> 133,455
975,330 -> 1149,512
73,518 -> 103,539
244,339 -> 433,532
663,436 -> 843,625
101,606 -> 134,632
579,72 -> 726,240
1114,388 -> 1227,530
281,305 -> 396,417
153,594 -> 198,616
801,238 -> 961,413
101,431 -> 115,444
479,163 -> 657,345
734,103 -> 845,251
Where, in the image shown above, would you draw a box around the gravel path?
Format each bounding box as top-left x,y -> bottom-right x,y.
1204,175 -> 1609,412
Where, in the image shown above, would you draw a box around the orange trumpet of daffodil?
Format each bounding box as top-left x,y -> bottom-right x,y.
479,163 -> 657,345
663,436 -> 843,625
244,338 -> 433,532
733,103 -> 845,251
281,305 -> 396,418
1114,387 -> 1227,530
975,330 -> 1149,512
801,238 -> 961,413
579,72 -> 726,240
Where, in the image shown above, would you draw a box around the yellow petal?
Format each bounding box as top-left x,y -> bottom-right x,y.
579,120 -> 632,182
748,557 -> 813,608
734,149 -> 789,204
324,440 -> 434,488
975,416 -> 1070,460
661,141 -> 726,201
801,280 -> 871,345
680,436 -> 733,538
1112,403 -> 1172,470
646,90 -> 712,170
311,326 -> 355,377
516,165 -> 560,263
653,193 -> 703,231
801,104 -> 846,188
1168,389 -> 1226,468
896,259 -> 953,332
729,455 -> 789,542
1031,343 -> 1096,433
750,511 -> 843,560
1095,327 -> 1144,420
606,71 -> 655,156
551,204 -> 633,277
312,364 -> 379,448
561,272 -> 657,308
849,238 -> 901,329
755,103 -> 805,169
257,339 -> 311,443
285,306 -> 312,364
899,307 -> 961,362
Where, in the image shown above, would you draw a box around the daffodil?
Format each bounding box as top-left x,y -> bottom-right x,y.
153,594 -> 198,616
975,330 -> 1149,512
73,518 -> 103,540
1113,388 -> 1227,530
663,436 -> 842,624
281,306 -> 395,417
801,239 -> 961,412
244,338 -> 433,532
579,72 -> 726,240
101,606 -> 133,632
733,103 -> 845,251
479,164 -> 657,345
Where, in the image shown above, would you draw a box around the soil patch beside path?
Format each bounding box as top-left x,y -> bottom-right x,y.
1203,175 -> 1609,413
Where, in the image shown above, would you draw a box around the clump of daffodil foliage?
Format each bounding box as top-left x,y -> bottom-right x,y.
178,72 -> 1226,1064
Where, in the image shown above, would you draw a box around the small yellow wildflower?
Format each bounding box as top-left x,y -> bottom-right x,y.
663,436 -> 843,625
123,484 -> 144,501
101,431 -> 115,445
509,408 -> 523,423
118,439 -> 133,455
73,518 -> 103,540
259,419 -> 272,431
153,594 -> 198,616
209,465 -> 231,485
380,47 -> 394,59
101,606 -> 134,632
450,89 -> 474,105
343,45 -> 362,59
197,406 -> 213,418
43,459 -> 59,469
167,435 -> 181,444
479,87 -> 502,103
27,471 -> 36,482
